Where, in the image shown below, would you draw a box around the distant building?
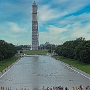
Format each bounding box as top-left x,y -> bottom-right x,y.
39,42 -> 56,50
32,1 -> 39,50
44,42 -> 50,46
15,45 -> 31,50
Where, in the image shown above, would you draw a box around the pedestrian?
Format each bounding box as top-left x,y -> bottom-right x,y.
76,87 -> 78,90
47,87 -> 50,90
72,87 -> 75,90
42,86 -> 45,90
56,87 -> 58,90
10,87 -> 11,90
65,87 -> 69,90
21,88 -> 23,90
78,87 -> 80,90
53,86 -> 55,90
8,87 -> 9,90
50,86 -> 53,90
2,86 -> 4,90
24,88 -> 26,90
80,85 -> 83,90
6,87 -> 7,90
85,86 -> 90,90
1,86 -> 2,90
61,86 -> 63,90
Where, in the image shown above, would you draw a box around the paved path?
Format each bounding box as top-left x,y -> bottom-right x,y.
0,57 -> 21,78
58,60 -> 90,80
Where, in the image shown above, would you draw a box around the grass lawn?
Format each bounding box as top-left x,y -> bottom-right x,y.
21,50 -> 48,55
54,56 -> 90,74
0,56 -> 19,72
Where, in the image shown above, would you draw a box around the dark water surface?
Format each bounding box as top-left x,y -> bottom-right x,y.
0,55 -> 90,90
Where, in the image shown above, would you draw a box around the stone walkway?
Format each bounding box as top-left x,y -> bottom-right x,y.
58,59 -> 90,80
0,57 -> 21,78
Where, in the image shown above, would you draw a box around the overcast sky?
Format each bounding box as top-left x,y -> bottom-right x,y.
0,0 -> 90,45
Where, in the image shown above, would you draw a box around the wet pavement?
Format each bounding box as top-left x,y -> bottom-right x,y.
0,55 -> 90,90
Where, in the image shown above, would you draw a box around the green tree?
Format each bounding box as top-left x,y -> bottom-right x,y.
55,37 -> 90,63
0,40 -> 17,61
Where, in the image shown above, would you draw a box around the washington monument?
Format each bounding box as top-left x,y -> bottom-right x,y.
32,1 -> 39,50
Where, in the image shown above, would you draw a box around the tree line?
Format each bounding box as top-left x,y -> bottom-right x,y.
55,37 -> 90,64
0,40 -> 17,61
